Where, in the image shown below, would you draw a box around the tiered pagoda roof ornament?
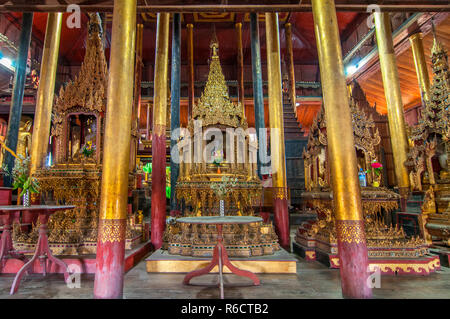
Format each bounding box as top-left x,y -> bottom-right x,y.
15,14 -> 143,255
190,32 -> 247,130
406,24 -> 450,246
406,25 -> 449,191
54,13 -> 108,115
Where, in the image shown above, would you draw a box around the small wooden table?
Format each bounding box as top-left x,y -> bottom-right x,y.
177,216 -> 262,299
0,205 -> 75,295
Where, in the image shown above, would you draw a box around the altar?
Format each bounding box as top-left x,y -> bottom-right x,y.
9,14 -> 148,259
294,93 -> 440,275
146,33 -> 296,274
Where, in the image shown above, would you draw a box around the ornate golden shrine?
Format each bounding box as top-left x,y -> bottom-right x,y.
296,95 -> 428,261
13,14 -> 142,255
406,31 -> 450,245
162,35 -> 279,257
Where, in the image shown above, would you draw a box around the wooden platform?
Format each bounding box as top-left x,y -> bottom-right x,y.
146,248 -> 297,274
430,244 -> 450,268
293,242 -> 441,275
0,240 -> 152,274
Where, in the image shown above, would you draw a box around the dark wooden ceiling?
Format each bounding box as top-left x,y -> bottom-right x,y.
7,11 -> 361,65
0,1 -> 448,12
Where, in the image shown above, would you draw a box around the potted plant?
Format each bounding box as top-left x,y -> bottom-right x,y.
366,160 -> 383,187
81,140 -> 95,157
3,155 -> 39,206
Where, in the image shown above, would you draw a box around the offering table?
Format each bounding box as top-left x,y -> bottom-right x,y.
0,205 -> 75,294
177,216 -> 262,299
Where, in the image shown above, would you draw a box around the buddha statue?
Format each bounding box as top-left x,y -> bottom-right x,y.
17,119 -> 32,158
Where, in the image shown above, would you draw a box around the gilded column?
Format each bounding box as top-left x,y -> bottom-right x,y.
3,13 -> 33,187
265,13 -> 290,250
170,13 -> 181,213
131,23 -> 144,172
29,13 -> 62,175
285,22 -> 297,112
151,13 -> 170,250
409,32 -> 431,103
236,22 -> 245,115
312,0 -> 372,298
250,13 -> 267,178
187,23 -> 194,120
374,12 -> 410,207
93,0 -> 136,299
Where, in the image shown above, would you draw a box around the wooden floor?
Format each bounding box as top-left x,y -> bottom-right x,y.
0,251 -> 449,299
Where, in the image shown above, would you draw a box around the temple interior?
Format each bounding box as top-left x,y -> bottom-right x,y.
0,0 -> 449,302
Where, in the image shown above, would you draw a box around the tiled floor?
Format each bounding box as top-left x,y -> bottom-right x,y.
0,252 -> 449,299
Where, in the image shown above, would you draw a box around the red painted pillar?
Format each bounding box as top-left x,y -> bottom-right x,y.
150,13 -> 170,250
94,219 -> 127,298
336,220 -> 372,298
274,193 -> 290,249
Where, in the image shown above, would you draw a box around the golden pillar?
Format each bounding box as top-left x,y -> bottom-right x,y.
187,23 -> 195,120
285,23 -> 296,111
236,22 -> 245,115
29,13 -> 62,175
265,12 -> 290,249
409,32 -> 431,103
312,0 -> 371,298
94,0 -> 136,299
374,12 -> 410,201
131,23 -> 144,172
150,12 -> 170,250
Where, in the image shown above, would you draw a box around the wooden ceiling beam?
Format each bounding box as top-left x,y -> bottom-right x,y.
0,1 -> 449,13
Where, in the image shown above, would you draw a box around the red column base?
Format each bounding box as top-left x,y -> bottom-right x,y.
94,219 -> 126,299
336,220 -> 372,299
274,198 -> 290,250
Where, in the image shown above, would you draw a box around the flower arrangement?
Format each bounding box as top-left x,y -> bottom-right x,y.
366,160 -> 383,187
366,160 -> 383,177
210,176 -> 238,199
213,149 -> 223,165
81,140 -> 95,157
2,155 -> 39,204
143,163 -> 152,174
210,176 -> 238,216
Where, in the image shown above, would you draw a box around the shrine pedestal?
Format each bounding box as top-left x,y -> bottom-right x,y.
146,248 -> 297,274
430,244 -> 450,268
0,240 -> 151,274
293,242 -> 441,275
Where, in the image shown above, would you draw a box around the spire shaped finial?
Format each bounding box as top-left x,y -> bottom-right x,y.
190,29 -> 247,129
88,12 -> 103,38
210,24 -> 219,58
430,19 -> 445,58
